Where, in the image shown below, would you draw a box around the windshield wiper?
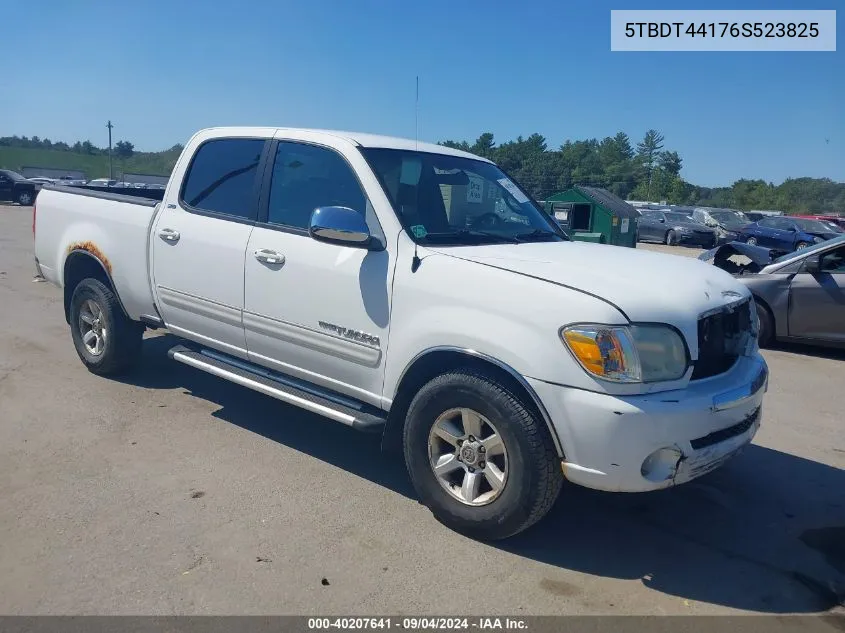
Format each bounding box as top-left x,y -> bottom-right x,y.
421,229 -> 519,244
513,228 -> 562,242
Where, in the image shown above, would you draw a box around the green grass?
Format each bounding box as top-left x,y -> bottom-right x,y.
0,146 -> 181,179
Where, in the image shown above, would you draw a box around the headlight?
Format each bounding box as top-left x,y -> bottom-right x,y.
813,236 -> 824,243
560,324 -> 689,383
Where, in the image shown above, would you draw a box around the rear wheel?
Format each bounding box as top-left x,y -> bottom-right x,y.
755,299 -> 774,348
16,190 -> 33,205
403,369 -> 563,541
69,279 -> 144,376
665,230 -> 678,246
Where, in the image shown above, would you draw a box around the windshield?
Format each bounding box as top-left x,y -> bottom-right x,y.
773,234 -> 845,264
710,211 -> 748,228
360,148 -> 565,245
793,218 -> 835,233
665,212 -> 693,223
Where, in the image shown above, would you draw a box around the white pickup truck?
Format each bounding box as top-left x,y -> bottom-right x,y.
33,127 -> 768,539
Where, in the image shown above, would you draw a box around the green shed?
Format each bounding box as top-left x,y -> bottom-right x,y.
544,186 -> 639,248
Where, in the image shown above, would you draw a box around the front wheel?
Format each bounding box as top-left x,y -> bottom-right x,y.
665,230 -> 678,246
795,241 -> 811,250
69,278 -> 144,376
403,369 -> 563,541
746,236 -> 758,246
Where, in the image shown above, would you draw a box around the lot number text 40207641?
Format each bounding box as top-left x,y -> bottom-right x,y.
307,617 -> 529,630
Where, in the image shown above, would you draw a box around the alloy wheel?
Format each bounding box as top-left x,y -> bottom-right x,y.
428,408 -> 508,506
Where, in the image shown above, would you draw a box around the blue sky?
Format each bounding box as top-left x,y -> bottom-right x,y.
2,0 -> 842,187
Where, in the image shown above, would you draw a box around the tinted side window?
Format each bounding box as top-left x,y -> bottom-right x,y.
267,142 -> 367,229
181,138 -> 265,218
758,218 -> 779,228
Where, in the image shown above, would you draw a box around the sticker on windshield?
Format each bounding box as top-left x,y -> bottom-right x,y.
466,175 -> 483,204
410,224 -> 428,238
497,178 -> 529,204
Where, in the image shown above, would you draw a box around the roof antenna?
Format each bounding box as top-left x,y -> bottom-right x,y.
411,74 -> 422,273
415,75 -> 419,151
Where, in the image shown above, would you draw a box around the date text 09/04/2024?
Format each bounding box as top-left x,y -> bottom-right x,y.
308,618 -> 528,630
625,22 -> 820,39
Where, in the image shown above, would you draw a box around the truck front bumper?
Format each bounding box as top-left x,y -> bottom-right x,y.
527,355 -> 768,493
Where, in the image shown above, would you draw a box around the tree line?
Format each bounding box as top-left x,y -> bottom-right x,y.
440,130 -> 844,214
2,132 -> 841,214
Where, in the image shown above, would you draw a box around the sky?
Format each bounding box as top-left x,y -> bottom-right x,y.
2,0 -> 842,187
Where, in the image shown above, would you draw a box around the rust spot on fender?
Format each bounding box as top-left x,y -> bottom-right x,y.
67,241 -> 112,276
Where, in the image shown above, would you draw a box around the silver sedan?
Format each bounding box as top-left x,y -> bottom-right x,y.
699,235 -> 845,348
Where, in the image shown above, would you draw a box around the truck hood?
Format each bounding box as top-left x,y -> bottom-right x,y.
428,241 -> 751,340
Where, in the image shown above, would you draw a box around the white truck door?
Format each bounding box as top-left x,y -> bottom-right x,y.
243,140 -> 393,407
152,137 -> 269,359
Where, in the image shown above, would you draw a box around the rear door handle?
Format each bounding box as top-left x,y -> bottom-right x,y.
158,228 -> 180,242
254,249 -> 285,265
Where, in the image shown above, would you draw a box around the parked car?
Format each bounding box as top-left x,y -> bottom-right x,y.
636,209 -> 717,247
27,177 -> 57,185
692,208 -> 751,245
738,216 -> 840,252
33,126 -> 767,540
700,236 -> 845,348
0,169 -> 40,205
87,178 -> 118,187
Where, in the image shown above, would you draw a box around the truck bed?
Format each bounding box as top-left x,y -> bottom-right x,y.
34,184 -> 161,321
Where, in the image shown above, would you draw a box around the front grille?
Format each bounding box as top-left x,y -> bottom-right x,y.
690,406 -> 760,450
691,299 -> 752,380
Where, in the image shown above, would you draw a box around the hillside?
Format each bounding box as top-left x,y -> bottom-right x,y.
0,146 -> 180,179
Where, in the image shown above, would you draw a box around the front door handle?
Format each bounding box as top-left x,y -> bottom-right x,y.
254,249 -> 285,265
158,228 -> 180,243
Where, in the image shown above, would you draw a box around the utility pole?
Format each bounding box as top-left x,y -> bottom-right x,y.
106,120 -> 114,180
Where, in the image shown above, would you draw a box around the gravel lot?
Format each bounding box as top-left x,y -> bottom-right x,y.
1,204 -> 843,615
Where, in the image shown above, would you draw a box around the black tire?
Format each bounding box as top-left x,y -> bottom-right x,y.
795,241 -> 811,250
755,299 -> 774,348
69,278 -> 143,376
16,190 -> 34,206
665,230 -> 678,246
403,369 -> 563,541
746,236 -> 758,246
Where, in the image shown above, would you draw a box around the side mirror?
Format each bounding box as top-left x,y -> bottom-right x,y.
309,206 -> 372,248
658,218 -> 665,223
803,255 -> 821,274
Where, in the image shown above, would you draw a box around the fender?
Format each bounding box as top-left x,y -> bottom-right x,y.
393,345 -> 565,458
62,249 -> 130,323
